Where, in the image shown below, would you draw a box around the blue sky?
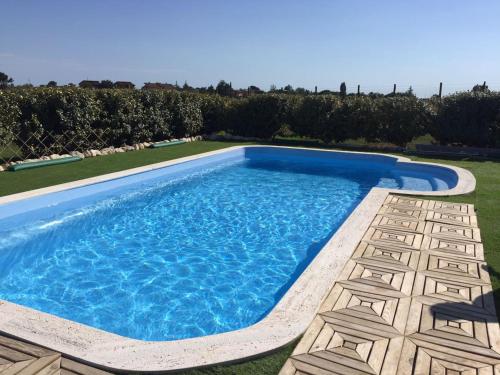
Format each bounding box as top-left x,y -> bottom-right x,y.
1,0 -> 499,97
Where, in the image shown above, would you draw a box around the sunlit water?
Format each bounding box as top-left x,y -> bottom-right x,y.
0,154 -> 451,340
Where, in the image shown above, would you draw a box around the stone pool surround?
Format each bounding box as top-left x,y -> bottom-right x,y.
0,146 -> 476,373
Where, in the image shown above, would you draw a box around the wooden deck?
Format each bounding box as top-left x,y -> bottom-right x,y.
280,194 -> 500,375
0,334 -> 113,374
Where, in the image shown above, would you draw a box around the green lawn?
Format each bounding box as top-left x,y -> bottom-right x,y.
0,141 -> 499,375
0,141 -> 244,196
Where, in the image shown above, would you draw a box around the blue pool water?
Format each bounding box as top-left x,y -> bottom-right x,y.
0,148 -> 457,340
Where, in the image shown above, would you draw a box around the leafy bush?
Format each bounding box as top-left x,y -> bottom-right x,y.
0,90 -> 20,148
290,95 -> 430,145
172,93 -> 203,137
199,94 -> 229,134
373,96 -> 431,146
291,95 -> 341,142
431,92 -> 500,147
227,95 -> 289,138
96,89 -> 149,145
1,87 -> 499,155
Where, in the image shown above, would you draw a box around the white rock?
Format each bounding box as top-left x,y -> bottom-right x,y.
49,154 -> 62,160
0,164 -> 6,172
115,147 -> 125,153
70,151 -> 85,159
124,145 -> 135,152
143,142 -> 151,148
101,147 -> 115,155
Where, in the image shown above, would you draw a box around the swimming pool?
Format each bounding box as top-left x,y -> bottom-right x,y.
0,146 -> 475,371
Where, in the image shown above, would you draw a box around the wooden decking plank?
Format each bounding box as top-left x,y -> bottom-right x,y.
281,195 -> 500,375
0,336 -> 57,358
0,359 -> 38,375
0,344 -> 35,362
291,358 -> 341,375
293,354 -> 371,375
60,370 -> 80,375
15,354 -> 60,375
311,350 -> 377,374
60,357 -> 114,375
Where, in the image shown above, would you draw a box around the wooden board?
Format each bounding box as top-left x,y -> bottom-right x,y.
280,194 -> 500,375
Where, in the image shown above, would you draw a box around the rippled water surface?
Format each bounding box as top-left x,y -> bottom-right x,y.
0,155 -> 435,340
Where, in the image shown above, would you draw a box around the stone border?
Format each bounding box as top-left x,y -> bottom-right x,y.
0,146 -> 476,373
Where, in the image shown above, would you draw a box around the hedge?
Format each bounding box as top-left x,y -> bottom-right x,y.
430,92 -> 500,148
1,88 -> 500,158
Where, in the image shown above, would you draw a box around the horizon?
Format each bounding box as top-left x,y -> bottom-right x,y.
1,0 -> 499,97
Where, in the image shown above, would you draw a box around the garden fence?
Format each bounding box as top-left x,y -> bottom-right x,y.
0,128 -> 110,165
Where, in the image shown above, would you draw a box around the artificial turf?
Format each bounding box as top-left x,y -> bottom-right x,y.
0,141 -> 498,375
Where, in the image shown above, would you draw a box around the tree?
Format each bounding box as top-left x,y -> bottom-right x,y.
283,84 -> 294,93
99,80 -> 114,89
405,86 -> 415,97
472,82 -> 489,93
47,80 -> 57,87
269,84 -> 277,92
216,80 -> 233,96
295,87 -> 310,95
248,85 -> 262,94
340,82 -> 347,96
0,72 -> 14,88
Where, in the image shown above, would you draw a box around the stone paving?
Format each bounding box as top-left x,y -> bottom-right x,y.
280,194 -> 500,375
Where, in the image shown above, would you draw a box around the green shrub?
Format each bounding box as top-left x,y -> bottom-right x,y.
228,95 -> 288,138
172,93 -> 203,137
0,90 -> 20,148
374,96 -> 431,146
432,92 -> 500,147
1,87 -> 500,155
291,95 -> 340,142
96,89 -> 148,145
199,94 -> 229,134
139,90 -> 174,141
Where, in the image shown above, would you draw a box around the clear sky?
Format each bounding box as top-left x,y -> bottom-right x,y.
1,0 -> 499,97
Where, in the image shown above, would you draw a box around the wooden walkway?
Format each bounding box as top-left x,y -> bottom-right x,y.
0,334 -> 113,374
280,194 -> 500,375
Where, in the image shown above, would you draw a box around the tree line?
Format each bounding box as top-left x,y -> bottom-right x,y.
0,71 -> 434,98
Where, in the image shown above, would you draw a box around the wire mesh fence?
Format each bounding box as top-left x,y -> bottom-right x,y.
0,128 -> 111,165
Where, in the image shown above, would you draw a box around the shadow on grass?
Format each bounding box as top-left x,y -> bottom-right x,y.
179,340 -> 298,375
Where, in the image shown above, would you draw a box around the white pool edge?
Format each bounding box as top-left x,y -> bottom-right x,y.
0,145 -> 476,373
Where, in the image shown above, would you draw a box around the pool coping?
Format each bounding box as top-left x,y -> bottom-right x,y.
0,145 -> 476,373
